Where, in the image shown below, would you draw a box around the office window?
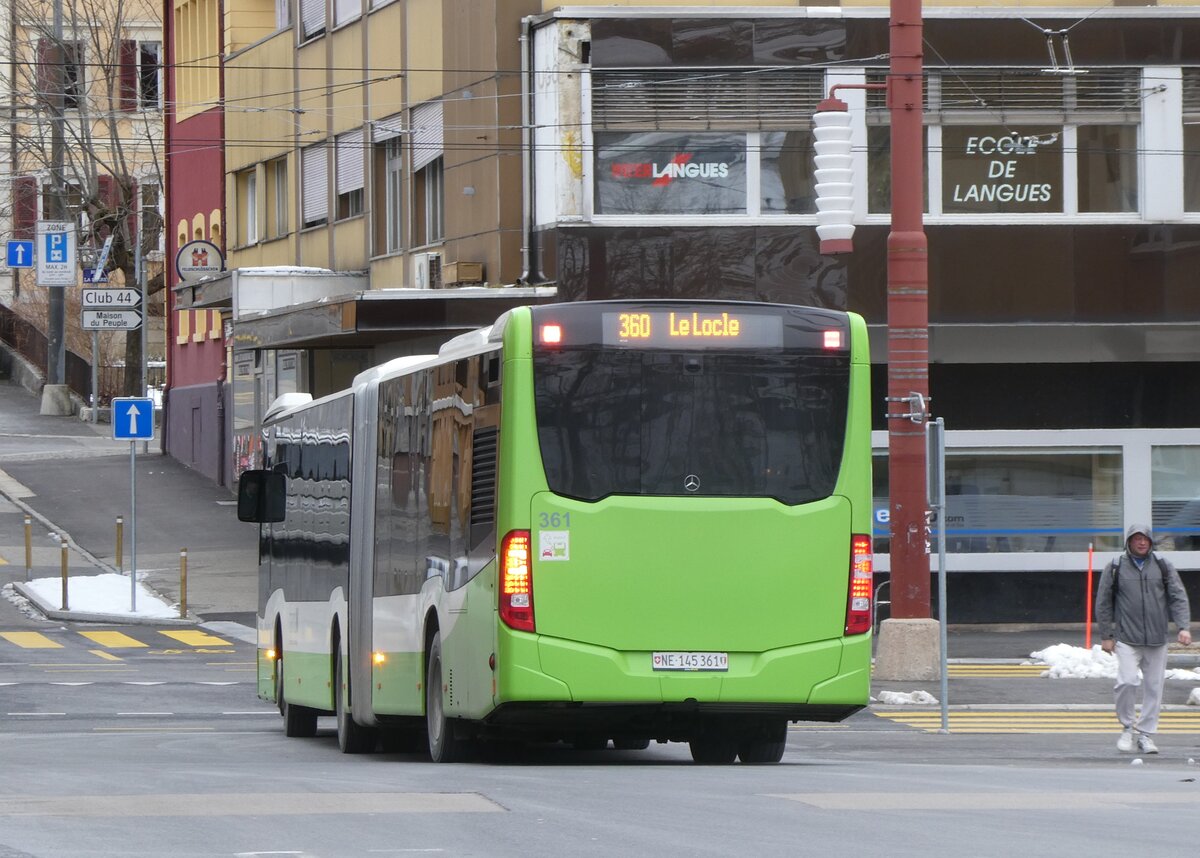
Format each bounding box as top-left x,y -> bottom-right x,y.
238,168 -> 258,244
373,133 -> 403,254
334,0 -> 359,27
1152,446 -> 1200,551
335,131 -> 364,220
411,100 -> 443,243
1076,124 -> 1137,213
414,157 -> 443,246
873,450 -> 1123,554
267,157 -> 288,238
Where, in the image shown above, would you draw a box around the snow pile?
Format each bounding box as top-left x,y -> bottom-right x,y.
1030,644 -> 1118,679
1031,643 -> 1200,681
5,573 -> 177,619
1188,689 -> 1200,707
876,690 -> 939,706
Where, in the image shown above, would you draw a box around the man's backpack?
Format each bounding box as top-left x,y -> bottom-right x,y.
1109,552 -> 1169,593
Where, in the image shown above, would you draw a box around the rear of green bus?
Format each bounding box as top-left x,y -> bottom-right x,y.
492,301 -> 872,757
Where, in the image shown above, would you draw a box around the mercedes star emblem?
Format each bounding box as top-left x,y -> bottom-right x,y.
684,474 -> 700,492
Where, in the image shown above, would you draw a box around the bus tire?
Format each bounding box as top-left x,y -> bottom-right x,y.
737,721 -> 788,764
613,737 -> 651,751
335,651 -> 377,754
278,656 -> 318,738
689,732 -> 738,765
426,631 -> 468,763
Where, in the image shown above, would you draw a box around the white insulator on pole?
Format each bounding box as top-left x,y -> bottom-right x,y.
813,98 -> 855,254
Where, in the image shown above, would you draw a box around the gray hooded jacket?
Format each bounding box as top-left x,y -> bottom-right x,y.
1095,525 -> 1191,646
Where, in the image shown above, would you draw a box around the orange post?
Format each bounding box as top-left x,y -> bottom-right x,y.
1085,542 -> 1094,649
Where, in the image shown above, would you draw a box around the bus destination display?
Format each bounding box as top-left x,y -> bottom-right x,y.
602,310 -> 784,348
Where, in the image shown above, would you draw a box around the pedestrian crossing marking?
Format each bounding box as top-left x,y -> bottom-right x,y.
159,630 -> 231,647
80,631 -> 147,649
1,632 -> 63,649
875,710 -> 1200,733
89,650 -> 123,662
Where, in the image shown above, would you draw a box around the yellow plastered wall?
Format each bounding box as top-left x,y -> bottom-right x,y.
225,30 -> 296,171
406,0 -> 443,105
174,0 -> 221,122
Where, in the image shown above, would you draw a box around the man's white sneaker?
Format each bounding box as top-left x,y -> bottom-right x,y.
1117,728 -> 1135,752
1137,734 -> 1159,754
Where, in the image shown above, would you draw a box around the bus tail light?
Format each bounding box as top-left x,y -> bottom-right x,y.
500,530 -> 535,632
845,534 -> 873,635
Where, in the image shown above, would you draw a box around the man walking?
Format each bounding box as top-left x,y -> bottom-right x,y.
1096,524 -> 1191,754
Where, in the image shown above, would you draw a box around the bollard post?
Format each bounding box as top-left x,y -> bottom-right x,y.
24,516 -> 32,582
60,539 -> 69,611
116,516 -> 124,574
180,549 -> 188,619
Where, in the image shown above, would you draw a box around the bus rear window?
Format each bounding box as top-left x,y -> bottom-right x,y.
533,349 -> 850,505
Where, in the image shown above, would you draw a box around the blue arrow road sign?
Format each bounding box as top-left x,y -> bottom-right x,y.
111,397 -> 155,441
6,240 -> 33,268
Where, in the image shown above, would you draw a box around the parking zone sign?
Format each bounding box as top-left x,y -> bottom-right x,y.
36,221 -> 76,287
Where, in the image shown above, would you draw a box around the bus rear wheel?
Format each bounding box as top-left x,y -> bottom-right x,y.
426,631 -> 468,763
277,656 -> 317,738
737,721 -> 788,764
335,651 -> 377,753
689,731 -> 738,765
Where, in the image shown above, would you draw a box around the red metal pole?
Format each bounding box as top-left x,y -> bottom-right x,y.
887,0 -> 930,618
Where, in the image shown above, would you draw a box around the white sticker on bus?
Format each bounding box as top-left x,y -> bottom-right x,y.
539,531 -> 570,561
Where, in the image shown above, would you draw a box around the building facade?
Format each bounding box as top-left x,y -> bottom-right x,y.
529,6 -> 1200,620
164,0 -> 1200,621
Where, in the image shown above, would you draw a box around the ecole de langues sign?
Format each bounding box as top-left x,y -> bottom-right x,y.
942,126 -> 1062,214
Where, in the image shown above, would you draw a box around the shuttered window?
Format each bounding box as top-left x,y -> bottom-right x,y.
592,68 -> 824,131
336,131 -> 364,219
301,143 -> 328,227
300,0 -> 323,39
411,101 -> 443,171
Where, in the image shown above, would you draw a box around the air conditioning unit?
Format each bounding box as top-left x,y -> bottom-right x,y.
412,251 -> 443,289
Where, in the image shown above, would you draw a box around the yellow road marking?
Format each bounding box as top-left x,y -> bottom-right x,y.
89,650 -> 124,662
1,632 -> 63,649
0,555 -> 8,565
159,630 -> 230,647
875,711 -> 1200,733
80,631 -> 147,649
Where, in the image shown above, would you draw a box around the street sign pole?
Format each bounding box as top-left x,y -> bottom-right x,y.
111,398 -> 154,612
91,332 -> 99,425
129,439 -> 137,612
926,417 -> 949,732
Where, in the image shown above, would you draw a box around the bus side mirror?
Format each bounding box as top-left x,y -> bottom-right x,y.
237,470 -> 286,523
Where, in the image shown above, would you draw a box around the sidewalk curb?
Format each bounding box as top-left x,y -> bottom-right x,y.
12,581 -> 195,626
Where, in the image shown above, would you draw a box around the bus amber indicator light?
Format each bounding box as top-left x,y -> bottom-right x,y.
824,330 -> 842,349
845,534 -> 873,635
541,324 -> 563,345
500,530 -> 535,632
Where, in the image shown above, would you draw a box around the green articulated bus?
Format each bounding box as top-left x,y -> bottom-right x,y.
237,299 -> 874,764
